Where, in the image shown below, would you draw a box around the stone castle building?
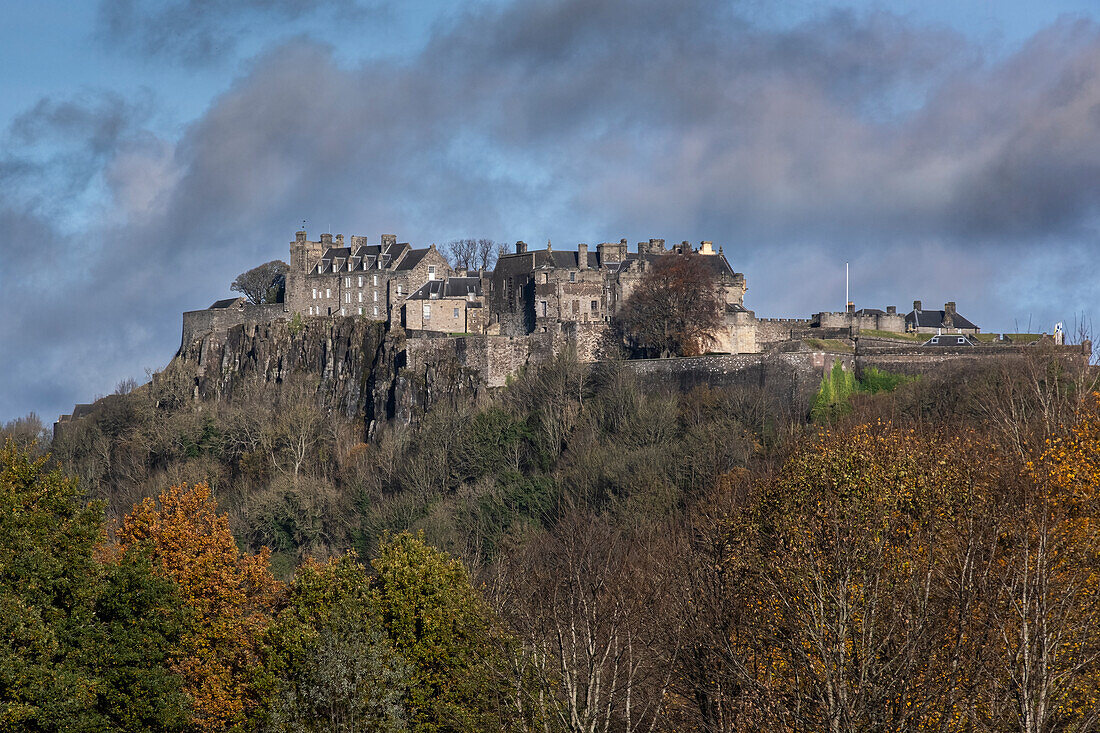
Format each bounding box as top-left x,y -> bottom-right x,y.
192,228 -> 985,363
286,230 -> 452,323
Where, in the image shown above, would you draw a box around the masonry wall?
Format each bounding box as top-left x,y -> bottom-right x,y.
180,303 -> 288,352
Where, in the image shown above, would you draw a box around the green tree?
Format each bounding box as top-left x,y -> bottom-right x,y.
231,261 -> 288,305
370,532 -> 502,732
0,442 -> 186,732
266,555 -> 408,732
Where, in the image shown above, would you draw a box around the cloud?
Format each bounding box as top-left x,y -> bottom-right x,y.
95,0 -> 375,65
3,0 -> 1100,422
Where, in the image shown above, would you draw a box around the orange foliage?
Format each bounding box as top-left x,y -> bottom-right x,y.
117,483 -> 280,732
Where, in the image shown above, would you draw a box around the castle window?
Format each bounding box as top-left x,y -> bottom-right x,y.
358,292 -> 363,303
340,307 -> 345,316
572,300 -> 579,315
358,276 -> 363,287
423,304 -> 431,320
540,301 -> 547,317
358,307 -> 363,315
397,285 -> 403,296
345,293 -> 351,304
312,288 -> 317,299
591,300 -> 598,311
569,272 -> 576,283
326,288 -> 331,298
428,265 -> 436,281
373,306 -> 379,317
453,307 -> 460,318
373,290 -> 378,302
345,277 -> 351,287
373,274 -> 379,287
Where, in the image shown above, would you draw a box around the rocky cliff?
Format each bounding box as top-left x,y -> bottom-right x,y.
173,317 -> 485,435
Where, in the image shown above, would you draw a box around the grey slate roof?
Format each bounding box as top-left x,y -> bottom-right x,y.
923,334 -> 977,346
393,249 -> 430,271
408,277 -> 483,300
906,309 -> 979,330
209,297 -> 245,309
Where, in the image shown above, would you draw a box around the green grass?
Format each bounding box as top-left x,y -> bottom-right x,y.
804,338 -> 855,353
858,329 -> 922,342
972,333 -> 1044,343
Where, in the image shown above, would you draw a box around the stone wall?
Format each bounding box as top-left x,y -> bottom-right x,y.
756,318 -> 812,345
180,303 -> 288,353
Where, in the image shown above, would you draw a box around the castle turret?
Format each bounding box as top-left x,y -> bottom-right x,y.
578,243 -> 588,269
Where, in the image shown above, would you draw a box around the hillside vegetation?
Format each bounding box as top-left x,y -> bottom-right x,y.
4,349 -> 1100,732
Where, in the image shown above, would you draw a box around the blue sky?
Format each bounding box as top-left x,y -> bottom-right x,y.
2,0 -> 1099,422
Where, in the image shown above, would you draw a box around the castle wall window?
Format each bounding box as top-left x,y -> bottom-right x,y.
312,288 -> 317,299
358,292 -> 363,303
345,293 -> 351,304
423,304 -> 431,320
340,307 -> 346,316
373,274 -> 379,287
396,285 -> 403,296
373,305 -> 379,317
345,277 -> 351,287
428,265 -> 436,281
358,276 -> 363,287
591,300 -> 598,311
569,272 -> 576,282
453,307 -> 459,318
373,291 -> 378,302
326,289 -> 331,298
540,301 -> 547,317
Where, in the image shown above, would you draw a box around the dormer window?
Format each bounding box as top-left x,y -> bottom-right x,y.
397,285 -> 403,296
428,265 -> 436,281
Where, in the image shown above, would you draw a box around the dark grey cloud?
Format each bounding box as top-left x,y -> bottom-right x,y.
3,0 -> 1100,422
95,0 -> 375,65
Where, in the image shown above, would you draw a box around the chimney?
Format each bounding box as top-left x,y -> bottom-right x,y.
650,238 -> 665,252
913,300 -> 922,311
321,233 -> 333,245
943,301 -> 956,329
546,238 -> 552,252
381,234 -> 397,247
351,235 -> 367,248
296,230 -> 307,242
578,243 -> 588,269
335,234 -> 344,245
700,240 -> 714,255
516,240 -> 527,254
887,305 -> 896,315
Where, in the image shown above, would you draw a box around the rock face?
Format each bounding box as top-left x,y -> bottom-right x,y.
173,318 -> 484,434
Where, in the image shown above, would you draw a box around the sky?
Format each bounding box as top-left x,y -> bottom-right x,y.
2,0 -> 1099,423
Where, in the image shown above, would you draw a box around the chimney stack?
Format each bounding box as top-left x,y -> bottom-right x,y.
700,240 -> 714,255
847,302 -> 855,314
335,234 -> 344,245
945,301 -> 956,316
321,233 -> 333,245
578,243 -> 588,269
516,241 -> 527,254
381,234 -> 397,247
887,305 -> 896,315
296,230 -> 307,242
913,300 -> 922,311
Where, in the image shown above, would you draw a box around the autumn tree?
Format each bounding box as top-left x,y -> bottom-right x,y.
616,253 -> 723,357
231,260 -> 288,305
116,483 -> 280,732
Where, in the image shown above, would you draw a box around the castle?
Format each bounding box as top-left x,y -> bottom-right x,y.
275,229 -> 986,359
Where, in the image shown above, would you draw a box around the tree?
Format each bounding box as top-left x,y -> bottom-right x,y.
0,442 -> 187,732
116,483 -> 280,732
266,556 -> 409,732
370,532 -> 504,732
616,254 -> 723,358
444,239 -> 499,272
232,261 -> 288,305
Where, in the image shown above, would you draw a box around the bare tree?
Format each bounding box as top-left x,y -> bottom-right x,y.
444,239 -> 478,270
476,238 -> 499,271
